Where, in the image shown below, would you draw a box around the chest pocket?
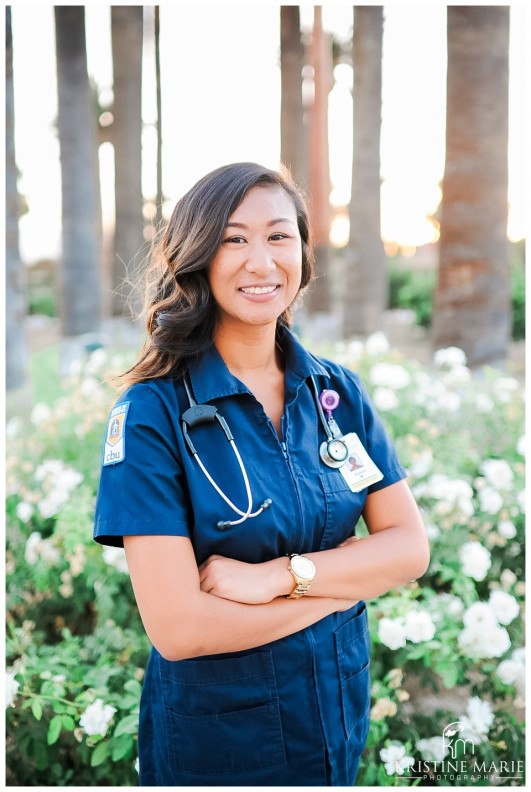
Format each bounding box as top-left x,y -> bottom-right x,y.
159,650 -> 286,776
319,469 -> 367,550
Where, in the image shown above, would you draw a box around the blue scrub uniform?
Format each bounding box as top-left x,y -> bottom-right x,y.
94,328 -> 407,786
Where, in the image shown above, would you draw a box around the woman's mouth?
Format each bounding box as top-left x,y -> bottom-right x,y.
238,285 -> 280,295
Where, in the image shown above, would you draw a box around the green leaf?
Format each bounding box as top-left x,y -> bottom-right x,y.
123,679 -> 142,696
31,700 -> 43,721
111,733 -> 134,762
90,740 -> 110,767
113,714 -> 139,738
47,714 -> 63,746
61,714 -> 76,731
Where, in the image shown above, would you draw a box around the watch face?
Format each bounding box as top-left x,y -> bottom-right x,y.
291,556 -> 316,579
328,438 -> 348,462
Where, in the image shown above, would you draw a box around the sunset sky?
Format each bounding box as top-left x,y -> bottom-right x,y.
10,3 -> 527,263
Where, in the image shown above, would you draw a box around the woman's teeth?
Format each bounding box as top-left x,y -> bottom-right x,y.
240,285 -> 278,295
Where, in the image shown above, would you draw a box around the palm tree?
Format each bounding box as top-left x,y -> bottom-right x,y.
280,6 -> 305,188
6,7 -> 27,390
343,6 -> 385,338
306,6 -> 333,314
54,6 -> 101,336
110,6 -> 144,317
432,7 -> 510,366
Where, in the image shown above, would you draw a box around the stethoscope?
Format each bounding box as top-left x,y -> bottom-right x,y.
181,375 -> 349,530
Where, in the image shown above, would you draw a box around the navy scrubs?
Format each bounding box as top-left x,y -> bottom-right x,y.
94,328 -> 407,786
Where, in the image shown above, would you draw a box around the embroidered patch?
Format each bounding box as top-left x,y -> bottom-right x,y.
102,402 -> 130,466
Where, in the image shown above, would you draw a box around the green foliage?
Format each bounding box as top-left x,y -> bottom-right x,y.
388,265 -> 436,329
6,342 -> 525,786
389,245 -> 526,341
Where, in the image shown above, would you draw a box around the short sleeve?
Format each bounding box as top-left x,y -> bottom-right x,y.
346,370 -> 408,494
94,383 -> 191,547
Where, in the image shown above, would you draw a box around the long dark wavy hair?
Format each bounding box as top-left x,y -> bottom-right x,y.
119,162 -> 315,389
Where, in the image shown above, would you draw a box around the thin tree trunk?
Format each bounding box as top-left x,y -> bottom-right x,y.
155,5 -> 163,228
55,6 -> 101,336
432,7 -> 510,366
280,6 -> 305,188
344,6 -> 385,338
6,7 -> 27,390
111,6 -> 144,317
306,6 -> 332,314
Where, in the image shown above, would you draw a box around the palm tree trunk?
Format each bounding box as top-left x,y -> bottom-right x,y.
280,6 -> 305,188
432,7 -> 510,366
55,6 -> 102,336
111,6 -> 144,317
344,6 -> 385,338
155,6 -> 163,228
6,7 -> 27,390
306,6 -> 332,314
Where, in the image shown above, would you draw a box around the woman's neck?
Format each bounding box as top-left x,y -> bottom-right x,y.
214,323 -> 282,377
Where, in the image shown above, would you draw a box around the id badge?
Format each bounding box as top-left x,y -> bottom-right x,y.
338,432 -> 384,492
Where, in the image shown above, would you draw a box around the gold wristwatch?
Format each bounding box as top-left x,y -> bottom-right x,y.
286,554 -> 316,599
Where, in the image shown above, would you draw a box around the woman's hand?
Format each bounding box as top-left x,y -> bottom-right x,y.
198,555 -> 293,604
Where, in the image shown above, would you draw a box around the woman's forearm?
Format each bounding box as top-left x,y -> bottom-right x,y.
160,592 -> 355,662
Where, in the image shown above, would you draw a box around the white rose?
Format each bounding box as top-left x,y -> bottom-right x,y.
478,486 -> 504,515
30,402 -> 52,425
462,601 -> 498,630
512,647 -> 525,666
437,390 -> 461,412
480,459 -> 514,490
459,542 -> 492,581
6,671 -> 20,708
516,435 -> 526,457
497,519 -> 517,539
372,387 -> 399,411
79,699 -> 117,736
102,546 -> 129,574
380,743 -> 414,776
433,346 -> 467,368
441,364 -> 471,387
417,736 -> 448,762
39,539 -> 61,565
369,363 -> 411,390
488,590 -> 520,625
365,332 -> 389,356
458,623 -> 511,659
496,659 -> 521,686
500,569 -> 517,589
378,617 -> 407,650
37,497 -> 60,519
516,490 -> 525,513
462,696 -> 494,737
25,532 -> 43,565
404,610 -> 436,643
16,501 -> 34,523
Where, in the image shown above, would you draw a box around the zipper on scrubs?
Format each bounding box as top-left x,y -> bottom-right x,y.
278,412 -> 305,548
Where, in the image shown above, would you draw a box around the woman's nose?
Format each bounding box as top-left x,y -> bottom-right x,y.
244,241 -> 276,275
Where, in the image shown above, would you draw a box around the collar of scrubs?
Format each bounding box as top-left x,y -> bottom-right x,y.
186,326 -> 330,404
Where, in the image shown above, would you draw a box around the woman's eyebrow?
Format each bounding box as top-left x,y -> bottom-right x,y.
225,218 -> 295,228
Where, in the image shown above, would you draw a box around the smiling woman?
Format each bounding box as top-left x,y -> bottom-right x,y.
93,161 -> 429,786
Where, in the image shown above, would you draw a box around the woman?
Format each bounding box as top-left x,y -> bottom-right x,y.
94,162 -> 429,786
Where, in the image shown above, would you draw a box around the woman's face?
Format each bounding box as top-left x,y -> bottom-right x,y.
208,185 -> 303,334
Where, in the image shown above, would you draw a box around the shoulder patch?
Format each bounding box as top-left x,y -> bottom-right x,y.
102,402 -> 130,466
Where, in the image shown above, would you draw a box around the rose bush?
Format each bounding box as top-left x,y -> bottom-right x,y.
6,338 -> 525,786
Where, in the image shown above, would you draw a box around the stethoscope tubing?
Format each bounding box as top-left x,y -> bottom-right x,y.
181,373 -> 347,528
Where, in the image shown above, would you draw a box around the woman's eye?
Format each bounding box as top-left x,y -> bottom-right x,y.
269,233 -> 289,241
222,236 -> 246,244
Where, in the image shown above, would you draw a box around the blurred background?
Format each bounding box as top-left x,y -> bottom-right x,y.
6,3 -> 526,399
